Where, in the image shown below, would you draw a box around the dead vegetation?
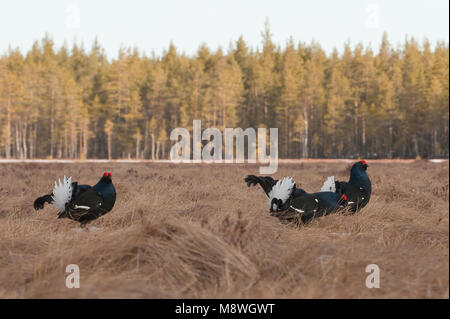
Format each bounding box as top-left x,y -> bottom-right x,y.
0,160 -> 448,298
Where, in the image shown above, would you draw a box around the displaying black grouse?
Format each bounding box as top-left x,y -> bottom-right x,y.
333,160 -> 371,212
245,160 -> 371,223
33,172 -> 116,228
245,175 -> 347,224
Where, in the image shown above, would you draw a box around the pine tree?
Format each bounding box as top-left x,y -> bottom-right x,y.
0,31 -> 448,160
277,38 -> 303,157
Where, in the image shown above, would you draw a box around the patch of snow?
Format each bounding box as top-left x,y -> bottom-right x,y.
430,159 -> 446,163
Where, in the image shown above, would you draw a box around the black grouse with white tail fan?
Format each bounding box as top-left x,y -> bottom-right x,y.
246,160 -> 371,214
33,172 -> 116,228
245,175 -> 347,224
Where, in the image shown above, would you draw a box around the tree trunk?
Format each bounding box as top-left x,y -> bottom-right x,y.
433,129 -> 438,157
362,115 -> 366,157
354,101 -> 359,156
285,106 -> 289,158
136,133 -> 141,159
107,132 -> 112,160
5,98 -> 11,159
143,119 -> 149,159
81,120 -> 88,159
413,134 -> 420,158
29,124 -> 34,159
15,123 -> 22,159
222,108 -> 226,131
303,106 -> 309,158
50,88 -> 55,159
22,123 -> 28,159
263,101 -> 268,123
151,133 -> 156,160
388,124 -> 393,159
71,126 -> 74,158
155,141 -> 160,160
31,124 -> 37,159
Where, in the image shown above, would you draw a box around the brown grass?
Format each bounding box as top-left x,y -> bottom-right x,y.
0,160 -> 448,298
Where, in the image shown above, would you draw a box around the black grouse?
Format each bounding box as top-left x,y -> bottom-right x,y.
246,160 -> 371,217
33,172 -> 116,228
245,175 -> 347,224
333,160 -> 371,213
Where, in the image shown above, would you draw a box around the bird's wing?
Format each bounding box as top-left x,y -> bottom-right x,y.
59,188 -> 106,220
290,194 -> 321,212
245,175 -> 278,197
333,182 -> 369,212
314,191 -> 342,214
334,180 -> 348,196
292,188 -> 307,199
274,194 -> 322,224
73,184 -> 92,199
70,187 -> 103,209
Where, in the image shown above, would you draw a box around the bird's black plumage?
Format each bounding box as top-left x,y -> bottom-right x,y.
245,174 -> 346,224
274,191 -> 346,224
335,160 -> 371,212
245,175 -> 307,201
34,172 -> 116,228
288,191 -> 347,223
245,160 -> 371,220
244,175 -> 278,197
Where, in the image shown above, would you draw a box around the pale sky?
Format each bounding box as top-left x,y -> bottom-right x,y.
0,0 -> 448,58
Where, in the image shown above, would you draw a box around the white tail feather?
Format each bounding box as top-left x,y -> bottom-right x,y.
320,176 -> 336,192
52,176 -> 73,212
268,177 -> 295,209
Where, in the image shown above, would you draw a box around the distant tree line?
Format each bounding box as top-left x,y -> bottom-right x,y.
0,25 -> 448,160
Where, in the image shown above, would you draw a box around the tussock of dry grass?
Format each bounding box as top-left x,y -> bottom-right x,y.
0,160 -> 448,298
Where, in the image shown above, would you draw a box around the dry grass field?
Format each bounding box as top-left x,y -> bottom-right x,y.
0,160 -> 448,298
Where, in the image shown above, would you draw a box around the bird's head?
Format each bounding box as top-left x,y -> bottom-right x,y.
101,172 -> 113,184
270,198 -> 284,212
352,160 -> 368,172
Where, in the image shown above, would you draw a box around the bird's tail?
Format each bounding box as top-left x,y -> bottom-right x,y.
320,176 -> 336,192
268,177 -> 296,211
51,176 -> 73,212
244,175 -> 277,197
